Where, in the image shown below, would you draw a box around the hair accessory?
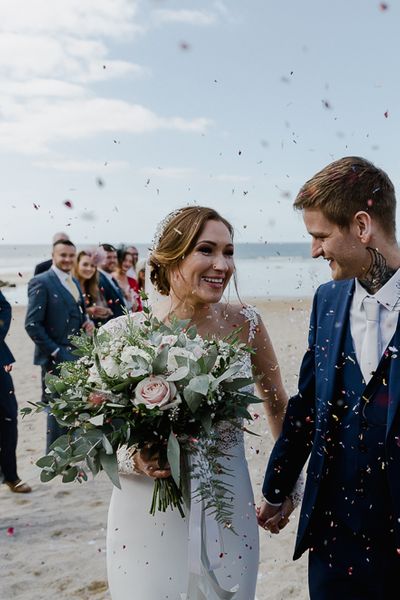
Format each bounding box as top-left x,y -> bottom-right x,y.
150,208 -> 183,254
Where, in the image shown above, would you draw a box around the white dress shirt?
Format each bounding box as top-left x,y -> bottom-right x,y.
350,268 -> 400,367
51,265 -> 79,299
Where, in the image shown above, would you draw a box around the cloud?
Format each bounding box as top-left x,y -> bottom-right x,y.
0,97 -> 212,154
0,0 -> 212,155
0,0 -> 141,38
152,9 -> 217,26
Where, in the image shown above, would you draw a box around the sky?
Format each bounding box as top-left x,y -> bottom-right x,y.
1,0 -> 400,245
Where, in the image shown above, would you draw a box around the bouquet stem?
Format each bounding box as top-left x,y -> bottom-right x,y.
150,477 -> 185,518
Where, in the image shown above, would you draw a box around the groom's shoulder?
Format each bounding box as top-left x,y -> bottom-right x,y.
313,278 -> 354,302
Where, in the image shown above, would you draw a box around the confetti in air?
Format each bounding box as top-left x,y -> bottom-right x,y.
63,200 -> 73,209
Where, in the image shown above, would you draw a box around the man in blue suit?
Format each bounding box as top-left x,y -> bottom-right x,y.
97,243 -> 126,319
25,240 -> 93,452
259,157 -> 400,598
0,290 -> 31,492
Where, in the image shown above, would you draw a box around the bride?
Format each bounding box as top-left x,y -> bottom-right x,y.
105,206 -> 294,600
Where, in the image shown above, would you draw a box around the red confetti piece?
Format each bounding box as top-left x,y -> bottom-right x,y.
6,527 -> 14,536
63,200 -> 73,208
380,3 -> 388,10
18,272 -> 23,277
367,199 -> 373,206
384,110 -> 389,118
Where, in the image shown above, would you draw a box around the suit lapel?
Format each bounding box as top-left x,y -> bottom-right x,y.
321,280 -> 355,405
48,270 -> 77,308
387,313 -> 400,434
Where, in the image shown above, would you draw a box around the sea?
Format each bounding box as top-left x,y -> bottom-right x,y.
0,242 -> 331,306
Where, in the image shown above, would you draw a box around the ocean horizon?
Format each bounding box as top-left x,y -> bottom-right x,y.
0,242 -> 332,305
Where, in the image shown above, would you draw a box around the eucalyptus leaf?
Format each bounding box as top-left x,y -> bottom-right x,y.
88,414 -> 104,426
40,469 -> 57,482
102,434 -> 114,455
153,346 -> 169,374
166,366 -> 189,382
222,377 -> 253,392
36,455 -> 56,468
167,431 -> 181,488
187,374 -> 210,396
210,364 -> 242,389
99,450 -> 120,488
183,388 -> 203,413
62,466 -> 78,483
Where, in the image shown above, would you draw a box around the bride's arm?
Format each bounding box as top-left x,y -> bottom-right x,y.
249,316 -> 288,441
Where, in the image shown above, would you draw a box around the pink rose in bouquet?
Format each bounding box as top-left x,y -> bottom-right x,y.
88,391 -> 109,406
133,375 -> 178,410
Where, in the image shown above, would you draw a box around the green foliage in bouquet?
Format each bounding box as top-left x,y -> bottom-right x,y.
22,297 -> 262,527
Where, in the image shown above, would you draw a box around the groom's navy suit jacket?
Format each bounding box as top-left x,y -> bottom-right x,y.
25,269 -> 86,366
263,279 -> 400,559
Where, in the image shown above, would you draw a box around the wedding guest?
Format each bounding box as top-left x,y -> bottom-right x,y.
73,250 -> 113,327
126,245 -> 139,279
0,290 -> 31,493
136,258 -> 146,292
25,240 -> 94,452
34,231 -> 70,275
259,156 -> 400,599
97,244 -> 126,320
113,250 -> 141,312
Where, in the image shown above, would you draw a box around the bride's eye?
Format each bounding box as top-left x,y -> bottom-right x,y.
198,246 -> 212,254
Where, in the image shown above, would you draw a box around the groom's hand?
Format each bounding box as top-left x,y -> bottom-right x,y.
256,497 -> 292,534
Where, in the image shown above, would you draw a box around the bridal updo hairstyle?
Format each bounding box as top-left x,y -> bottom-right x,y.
150,206 -> 234,296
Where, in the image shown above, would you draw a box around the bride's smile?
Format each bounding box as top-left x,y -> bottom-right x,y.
170,219 -> 235,308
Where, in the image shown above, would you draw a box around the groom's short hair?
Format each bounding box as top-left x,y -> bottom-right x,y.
293,156 -> 397,238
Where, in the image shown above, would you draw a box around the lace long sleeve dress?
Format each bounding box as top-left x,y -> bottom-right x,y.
106,307 -> 261,600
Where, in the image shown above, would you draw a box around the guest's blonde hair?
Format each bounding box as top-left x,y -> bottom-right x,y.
150,206 -> 234,296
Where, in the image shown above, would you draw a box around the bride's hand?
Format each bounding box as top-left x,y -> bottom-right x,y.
133,447 -> 171,479
256,497 -> 293,534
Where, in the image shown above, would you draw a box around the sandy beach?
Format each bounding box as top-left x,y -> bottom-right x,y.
0,296 -> 311,600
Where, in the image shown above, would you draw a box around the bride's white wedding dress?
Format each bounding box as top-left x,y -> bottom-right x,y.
106,307 -> 260,600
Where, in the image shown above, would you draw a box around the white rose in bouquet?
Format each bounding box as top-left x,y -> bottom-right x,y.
100,355 -> 120,378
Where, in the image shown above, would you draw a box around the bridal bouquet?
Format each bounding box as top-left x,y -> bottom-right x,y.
23,299 -> 261,525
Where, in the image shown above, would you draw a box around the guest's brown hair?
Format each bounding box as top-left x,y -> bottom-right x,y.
293,156 -> 397,238
74,251 -> 99,303
150,206 -> 234,296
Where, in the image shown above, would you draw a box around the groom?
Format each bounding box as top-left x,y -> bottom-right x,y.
258,156 -> 400,598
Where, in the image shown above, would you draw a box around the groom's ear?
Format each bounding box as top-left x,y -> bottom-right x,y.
353,211 -> 372,244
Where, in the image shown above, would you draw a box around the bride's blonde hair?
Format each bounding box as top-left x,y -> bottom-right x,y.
150,206 -> 234,296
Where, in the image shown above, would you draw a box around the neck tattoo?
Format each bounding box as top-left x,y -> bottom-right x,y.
359,247 -> 396,294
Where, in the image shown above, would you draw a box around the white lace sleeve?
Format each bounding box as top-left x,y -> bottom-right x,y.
239,304 -> 260,343
116,445 -> 141,476
289,471 -> 305,509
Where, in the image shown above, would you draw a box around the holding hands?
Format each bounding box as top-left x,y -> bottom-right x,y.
256,497 -> 294,534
